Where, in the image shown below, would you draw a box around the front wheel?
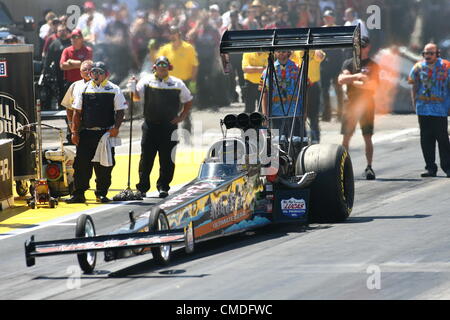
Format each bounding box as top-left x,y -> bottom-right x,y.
75,214 -> 97,274
16,180 -> 29,197
296,144 -> 354,223
148,207 -> 172,265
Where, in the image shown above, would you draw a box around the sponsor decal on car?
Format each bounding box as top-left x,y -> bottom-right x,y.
281,198 -> 306,217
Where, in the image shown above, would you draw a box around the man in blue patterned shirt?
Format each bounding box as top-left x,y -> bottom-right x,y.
260,51 -> 303,138
409,43 -> 450,178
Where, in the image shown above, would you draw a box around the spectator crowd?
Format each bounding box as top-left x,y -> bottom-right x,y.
22,0 -> 450,182
35,0 -> 449,123
36,0 -> 387,113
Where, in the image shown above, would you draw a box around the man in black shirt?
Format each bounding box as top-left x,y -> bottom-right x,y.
132,56 -> 193,198
338,37 -> 379,180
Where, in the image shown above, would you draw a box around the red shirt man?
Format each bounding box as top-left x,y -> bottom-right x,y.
60,29 -> 93,83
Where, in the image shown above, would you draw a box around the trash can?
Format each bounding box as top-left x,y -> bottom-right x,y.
0,44 -> 37,181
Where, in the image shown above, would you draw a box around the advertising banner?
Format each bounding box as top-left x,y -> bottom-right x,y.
0,44 -> 36,180
0,139 -> 13,210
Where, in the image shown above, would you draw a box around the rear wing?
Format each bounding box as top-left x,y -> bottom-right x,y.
220,25 -> 361,71
219,26 -> 361,158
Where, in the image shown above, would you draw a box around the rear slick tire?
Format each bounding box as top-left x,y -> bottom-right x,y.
296,144 -> 354,223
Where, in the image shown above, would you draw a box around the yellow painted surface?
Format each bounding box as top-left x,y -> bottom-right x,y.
0,150 -> 206,235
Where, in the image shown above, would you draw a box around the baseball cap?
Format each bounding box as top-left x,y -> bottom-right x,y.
71,29 -> 83,38
169,25 -> 180,34
323,10 -> 335,17
209,4 -> 220,11
84,1 -> 96,9
91,61 -> 108,73
185,1 -> 199,9
154,56 -> 170,66
251,0 -> 262,7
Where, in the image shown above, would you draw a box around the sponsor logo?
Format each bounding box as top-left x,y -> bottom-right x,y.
0,93 -> 31,151
281,198 -> 306,217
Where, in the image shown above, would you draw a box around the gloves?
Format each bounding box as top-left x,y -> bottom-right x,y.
188,81 -> 197,94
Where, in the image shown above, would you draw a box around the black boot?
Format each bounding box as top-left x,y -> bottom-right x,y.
65,194 -> 86,203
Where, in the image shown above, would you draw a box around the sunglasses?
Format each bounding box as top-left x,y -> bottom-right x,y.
422,51 -> 437,56
72,35 -> 82,39
90,70 -> 106,75
156,62 -> 169,68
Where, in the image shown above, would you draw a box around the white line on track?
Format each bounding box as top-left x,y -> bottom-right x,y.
277,262 -> 450,273
372,128 -> 419,144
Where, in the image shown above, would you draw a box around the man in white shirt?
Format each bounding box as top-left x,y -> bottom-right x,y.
61,60 -> 93,144
66,61 -> 127,203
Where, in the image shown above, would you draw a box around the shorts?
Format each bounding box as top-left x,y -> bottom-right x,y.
340,97 -> 375,136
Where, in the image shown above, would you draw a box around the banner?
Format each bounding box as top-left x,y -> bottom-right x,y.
0,45 -> 36,180
0,139 -> 13,202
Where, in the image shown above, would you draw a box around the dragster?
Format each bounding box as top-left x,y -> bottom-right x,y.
25,26 -> 359,274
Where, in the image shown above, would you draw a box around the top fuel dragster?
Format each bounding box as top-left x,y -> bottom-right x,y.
25,26 -> 359,273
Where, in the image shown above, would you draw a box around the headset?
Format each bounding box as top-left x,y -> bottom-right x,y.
422,45 -> 441,58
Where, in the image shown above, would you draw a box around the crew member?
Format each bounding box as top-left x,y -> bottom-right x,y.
260,50 -> 302,139
291,49 -> 326,144
65,61 -> 127,203
408,43 -> 450,178
60,60 -> 93,128
338,36 -> 379,180
242,51 -> 268,113
131,56 -> 193,198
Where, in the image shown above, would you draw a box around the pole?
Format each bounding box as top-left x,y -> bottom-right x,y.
127,88 -> 134,189
36,99 -> 43,180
